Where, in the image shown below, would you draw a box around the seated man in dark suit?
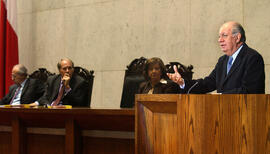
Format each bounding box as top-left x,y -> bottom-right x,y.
167,21 -> 265,94
39,58 -> 88,107
0,64 -> 45,105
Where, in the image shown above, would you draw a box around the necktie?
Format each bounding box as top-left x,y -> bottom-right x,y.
227,56 -> 233,74
51,84 -> 65,106
10,85 -> 21,105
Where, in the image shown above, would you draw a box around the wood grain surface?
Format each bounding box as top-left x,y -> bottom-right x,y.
136,94 -> 270,154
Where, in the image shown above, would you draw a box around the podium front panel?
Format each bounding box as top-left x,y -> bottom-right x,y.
136,94 -> 270,154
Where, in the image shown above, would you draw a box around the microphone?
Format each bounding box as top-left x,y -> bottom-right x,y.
187,81 -> 198,94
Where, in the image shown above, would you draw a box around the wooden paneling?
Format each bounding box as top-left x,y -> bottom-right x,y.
136,94 -> 270,154
153,113 -> 178,154
82,137 -> 134,154
0,108 -> 135,154
26,134 -> 65,154
136,103 -> 154,154
178,94 -> 221,153
267,95 -> 270,153
0,132 -> 11,154
12,116 -> 26,154
136,94 -> 179,154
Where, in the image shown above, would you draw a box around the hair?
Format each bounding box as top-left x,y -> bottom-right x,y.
14,64 -> 28,76
143,57 -> 168,81
57,58 -> 74,70
231,22 -> 246,43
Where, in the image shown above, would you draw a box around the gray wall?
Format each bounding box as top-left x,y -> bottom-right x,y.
17,0 -> 270,108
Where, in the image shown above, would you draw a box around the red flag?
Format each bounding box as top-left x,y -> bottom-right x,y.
0,0 -> 19,98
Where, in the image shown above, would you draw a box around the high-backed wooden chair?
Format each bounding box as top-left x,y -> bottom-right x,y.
74,66 -> 94,107
120,57 -> 147,108
29,68 -> 55,83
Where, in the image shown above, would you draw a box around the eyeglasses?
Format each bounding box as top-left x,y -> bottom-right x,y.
219,32 -> 238,40
219,34 -> 229,39
11,73 -> 22,78
11,74 -> 17,78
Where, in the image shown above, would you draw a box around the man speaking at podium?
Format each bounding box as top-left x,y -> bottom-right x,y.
0,64 -> 45,105
167,21 -> 265,94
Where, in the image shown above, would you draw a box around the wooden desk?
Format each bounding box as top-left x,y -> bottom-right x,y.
0,107 -> 135,154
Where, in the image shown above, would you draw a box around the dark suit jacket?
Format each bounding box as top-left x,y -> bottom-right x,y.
39,74 -> 88,107
183,43 -> 265,94
138,79 -> 180,94
0,78 -> 45,105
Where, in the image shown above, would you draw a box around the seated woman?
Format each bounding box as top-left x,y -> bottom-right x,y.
138,57 -> 180,94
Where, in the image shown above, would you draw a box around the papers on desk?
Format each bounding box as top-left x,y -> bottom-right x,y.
0,104 -> 32,108
47,105 -> 72,109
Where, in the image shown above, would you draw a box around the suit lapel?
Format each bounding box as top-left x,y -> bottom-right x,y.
220,57 -> 229,86
21,78 -> 29,97
5,85 -> 20,103
222,44 -> 246,86
10,86 -> 18,101
226,54 -> 242,77
52,76 -> 62,100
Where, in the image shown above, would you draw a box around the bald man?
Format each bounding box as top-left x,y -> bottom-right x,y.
167,21 -> 265,94
0,64 -> 45,105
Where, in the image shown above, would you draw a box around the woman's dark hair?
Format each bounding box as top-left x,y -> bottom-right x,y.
143,57 -> 168,81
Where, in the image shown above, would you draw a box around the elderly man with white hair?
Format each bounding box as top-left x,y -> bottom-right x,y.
167,21 -> 265,94
0,64 -> 45,105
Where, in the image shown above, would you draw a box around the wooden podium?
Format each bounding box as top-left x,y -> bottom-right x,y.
135,94 -> 270,154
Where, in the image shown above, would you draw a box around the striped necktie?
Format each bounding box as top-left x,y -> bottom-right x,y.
51,83 -> 65,106
10,85 -> 21,105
